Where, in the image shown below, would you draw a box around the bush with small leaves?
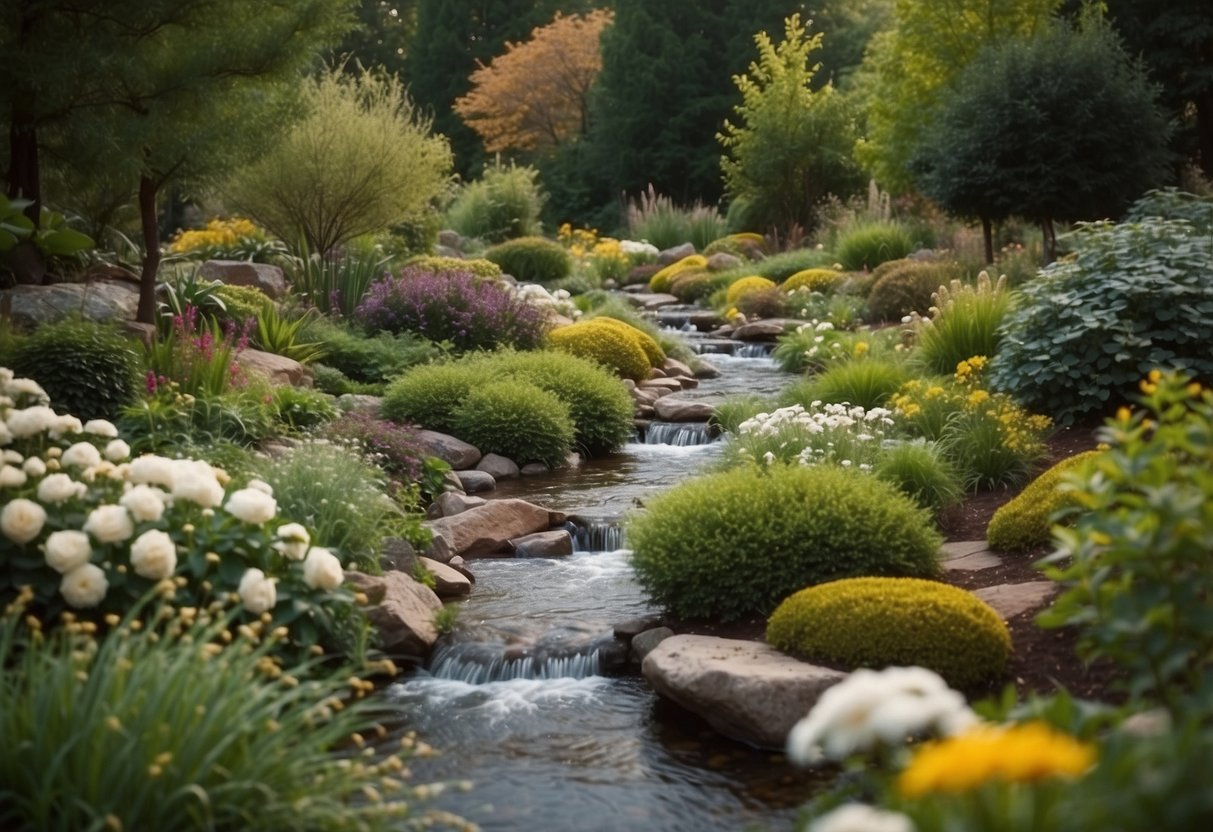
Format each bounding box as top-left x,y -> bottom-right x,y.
212,283 -> 272,329
269,385 -> 338,432
986,450 -> 1103,552
548,319 -> 653,380
380,363 -> 484,433
648,255 -> 708,294
451,380 -> 574,468
725,275 -> 777,306
583,316 -> 665,369
782,267 -> 842,293
873,440 -> 964,514
303,319 -> 442,386
627,464 -> 942,621
767,577 -> 1011,689
735,286 -> 788,319
482,236 -> 573,285
444,159 -> 545,243
866,260 -> 965,322
405,254 -> 502,279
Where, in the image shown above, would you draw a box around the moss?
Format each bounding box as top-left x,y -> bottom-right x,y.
451,380 -> 574,468
986,450 -> 1103,551
725,275 -> 777,306
767,576 -> 1011,689
648,255 -> 708,293
548,319 -> 652,380
782,268 -> 842,294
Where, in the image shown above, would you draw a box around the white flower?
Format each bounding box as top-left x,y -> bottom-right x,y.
247,478 -> 274,496
0,464 -> 27,488
762,451 -> 776,467
2,449 -> 23,464
274,522 -> 310,561
48,414 -> 83,439
61,441 -> 103,469
4,377 -> 48,403
104,439 -> 131,462
808,804 -> 915,832
170,459 -> 225,508
60,563 -> 108,609
37,473 -> 85,505
6,405 -> 57,438
119,485 -> 167,523
83,419 -> 119,438
1,498 -> 47,544
128,455 -> 176,488
83,505 -> 134,544
238,568 -> 277,614
22,456 -> 46,477
43,530 -> 93,574
225,487 -> 277,525
302,547 -> 343,591
0,420 -> 12,446
129,529 -> 178,580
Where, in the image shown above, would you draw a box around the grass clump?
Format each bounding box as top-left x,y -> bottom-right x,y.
780,357 -> 911,411
914,272 -> 1014,375
834,220 -> 916,271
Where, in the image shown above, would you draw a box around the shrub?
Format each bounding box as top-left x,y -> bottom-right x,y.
873,440 -> 964,514
354,267 -> 552,352
711,394 -> 770,434
781,358 -> 910,410
304,319 -> 442,385
482,235 -> 573,284
269,385 -> 338,432
119,380 -> 280,454
866,260 -> 964,322
626,464 -> 943,621
548,319 -> 653,380
915,272 -> 1013,375
284,243 -> 393,318
211,283 -> 272,328
167,216 -> 288,263
450,380 -> 574,468
766,577 -> 1012,689
986,450 -> 1102,552
722,401 -> 895,471
584,316 -> 665,368
725,275 -> 778,306
703,232 -> 765,260
445,159 -> 545,243
735,286 -> 788,319
9,319 -> 142,422
782,267 -> 841,293
835,220 -> 917,271
668,269 -> 725,302
773,320 -> 867,374
625,185 -> 726,250
648,255 -> 708,293
406,254 -> 502,279
324,410 -> 431,481
990,205 -> 1213,425
380,362 -> 483,433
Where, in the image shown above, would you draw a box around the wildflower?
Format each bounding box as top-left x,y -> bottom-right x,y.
60,562 -> 109,608
1,498 -> 47,544
43,530 -> 93,574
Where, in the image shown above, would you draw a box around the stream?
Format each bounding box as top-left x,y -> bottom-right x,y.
383,344 -> 826,831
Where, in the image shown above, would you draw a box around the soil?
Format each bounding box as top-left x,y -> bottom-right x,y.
668,418 -> 1127,703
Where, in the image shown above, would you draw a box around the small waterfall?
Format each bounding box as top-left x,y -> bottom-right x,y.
733,342 -> 773,358
643,421 -> 715,446
429,632 -> 614,683
569,518 -> 627,552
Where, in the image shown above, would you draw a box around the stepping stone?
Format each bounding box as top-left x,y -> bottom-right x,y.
974,581 -> 1058,620
941,540 -> 1002,571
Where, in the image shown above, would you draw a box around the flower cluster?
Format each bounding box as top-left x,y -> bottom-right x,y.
733,401 -> 895,470
515,282 -> 580,321
167,217 -> 285,262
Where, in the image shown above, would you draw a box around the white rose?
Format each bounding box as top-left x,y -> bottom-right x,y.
1,498 -> 47,544
119,485 -> 167,523
170,459 -> 225,508
36,473 -> 85,505
61,441 -> 103,469
6,405 -> 57,439
238,568 -> 277,614
0,464 -> 27,488
22,456 -> 46,477
128,455 -> 176,487
2,449 -> 22,464
129,529 -> 178,580
224,488 -> 277,525
104,439 -> 131,462
48,414 -> 83,439
83,419 -> 119,438
4,377 -> 48,403
273,522 -> 310,561
0,367 -> 11,386
0,420 -> 12,446
247,479 -> 274,496
83,505 -> 134,544
60,562 -> 108,609
43,530 -> 93,574
302,547 -> 344,591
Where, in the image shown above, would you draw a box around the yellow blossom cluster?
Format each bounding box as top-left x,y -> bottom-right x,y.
168,217 -> 265,254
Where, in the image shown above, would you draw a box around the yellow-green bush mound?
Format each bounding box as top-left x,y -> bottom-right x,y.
767,577 -> 1011,689
782,268 -> 842,294
986,450 -> 1103,552
406,254 -> 502,279
588,316 -> 666,367
648,255 -> 708,293
725,275 -> 777,306
548,319 -> 652,380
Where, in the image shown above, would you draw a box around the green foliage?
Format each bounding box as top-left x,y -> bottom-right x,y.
734,285 -> 788,319
0,195 -> 94,259
548,319 -> 653,381
444,159 -> 545,243
225,66 -> 453,256
782,267 -> 842,293
989,201 -> 1213,425
835,220 -> 916,271
721,400 -> 895,471
9,319 -> 142,421
270,385 -> 339,432
624,186 -> 727,250
781,357 -> 910,410
711,394 -> 771,434
647,255 -> 708,293
1038,373 -> 1213,707
304,319 -> 442,386
914,272 -> 1013,375
866,259 -> 964,322
212,283 -> 272,328
718,14 -> 865,235
626,464 -> 942,621
406,254 -> 502,279
873,440 -> 964,514
156,270 -> 229,333
284,241 -> 393,318
380,363 -> 482,433
725,275 -> 777,306
255,306 -> 326,365
482,235 -> 572,284
986,450 -> 1102,552
744,247 -> 836,282
451,380 -> 574,468
767,577 -> 1012,689
118,382 -> 280,454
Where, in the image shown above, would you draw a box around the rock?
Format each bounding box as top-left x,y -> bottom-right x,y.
441,470 -> 465,494
974,581 -> 1058,620
733,319 -> 796,341
657,242 -> 696,265
630,387 -> 660,407
238,348 -> 312,387
663,357 -> 696,379
706,252 -> 742,271
694,360 -> 721,379
625,292 -> 680,311
624,264 -> 661,286
639,378 -> 684,393
613,616 -> 665,640
417,556 -> 472,598
642,635 -> 846,749
437,229 -> 462,249
379,537 -> 419,573
345,570 -> 442,660
646,367 -> 668,379
434,244 -> 462,259
510,529 -> 573,557
476,453 -> 520,481
198,259 -> 288,299
426,498 -> 566,559
632,627 -> 675,663
1,280 -> 139,327
941,541 -> 1003,572
433,491 -> 487,518
336,394 -> 381,415
446,556 -> 476,583
456,469 -> 496,494
415,430 -> 482,470
653,397 -> 715,422
520,462 -> 550,476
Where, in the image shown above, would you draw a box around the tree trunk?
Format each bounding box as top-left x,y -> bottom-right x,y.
1040,217 -> 1057,265
137,175 -> 162,325
981,216 -> 994,265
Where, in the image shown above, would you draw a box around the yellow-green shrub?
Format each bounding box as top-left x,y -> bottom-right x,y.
589,316 -> 666,367
669,270 -> 720,302
406,255 -> 502,279
725,275 -> 777,306
986,450 -> 1103,551
767,577 -> 1011,689
648,255 -> 708,293
782,268 -> 842,294
548,319 -> 652,380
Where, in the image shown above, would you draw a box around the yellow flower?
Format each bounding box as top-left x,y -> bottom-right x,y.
1147,369 -> 1162,383
853,341 -> 870,358
966,389 -> 990,408
898,722 -> 1095,798
1116,406 -> 1132,422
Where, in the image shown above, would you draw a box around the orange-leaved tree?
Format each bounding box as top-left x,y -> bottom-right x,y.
454,9 -> 613,154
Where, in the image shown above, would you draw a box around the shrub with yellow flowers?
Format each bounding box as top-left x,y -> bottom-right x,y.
167,216 -> 287,262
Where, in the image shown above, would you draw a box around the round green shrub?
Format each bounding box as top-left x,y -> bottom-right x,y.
735,286 -> 788,319
10,319 -> 142,421
270,385 -> 338,431
835,221 -> 917,271
725,275 -> 777,306
445,160 -> 544,243
668,270 -> 721,302
648,255 -> 708,293
483,236 -> 572,285
451,380 -> 574,468
748,248 -> 834,282
986,450 -> 1103,552
766,576 -> 1011,689
380,363 -> 484,433
548,319 -> 652,380
865,260 -> 965,322
627,465 -> 943,621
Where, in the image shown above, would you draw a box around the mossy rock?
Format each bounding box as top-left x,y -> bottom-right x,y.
782,268 -> 841,294
548,319 -> 652,380
451,380 -> 574,468
767,576 -> 1011,689
986,450 -> 1103,552
648,255 -> 708,294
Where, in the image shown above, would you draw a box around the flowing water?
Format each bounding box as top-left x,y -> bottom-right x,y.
384,349 -> 823,831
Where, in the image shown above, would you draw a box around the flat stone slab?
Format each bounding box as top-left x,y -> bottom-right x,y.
941,540 -> 1003,571
974,581 -> 1058,620
652,397 -> 715,422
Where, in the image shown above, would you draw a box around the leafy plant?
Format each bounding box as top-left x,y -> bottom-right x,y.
380,363 -> 483,434
482,235 -> 573,284
324,410 -> 434,485
156,269 -> 229,333
0,194 -> 94,257
873,440 -> 964,514
721,401 -> 896,471
302,319 -> 442,386
445,158 -> 545,243
269,385 -> 338,432
146,306 -> 252,399
212,283 -> 272,329
451,380 -> 575,468
167,216 -> 288,263
284,240 -> 393,318
255,305 -> 325,364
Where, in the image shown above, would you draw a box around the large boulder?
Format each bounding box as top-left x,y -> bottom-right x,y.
432,491 -> 488,518
417,556 -> 472,599
657,242 -> 696,265
198,259 -> 288,299
415,430 -> 482,470
476,453 -> 520,481
652,397 -> 715,422
642,635 -> 846,749
732,319 -> 798,341
510,529 -> 573,558
345,570 -> 443,660
426,498 -> 566,560
1,280 -> 139,327
455,469 -> 496,494
238,348 -> 311,387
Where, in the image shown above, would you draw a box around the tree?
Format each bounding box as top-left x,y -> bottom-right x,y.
804,0 -> 894,89
718,15 -> 865,236
911,19 -> 1171,263
454,10 -> 613,154
338,0 -> 419,76
223,66 -> 452,257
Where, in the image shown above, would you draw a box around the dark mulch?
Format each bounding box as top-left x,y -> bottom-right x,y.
669,418 -> 1127,702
